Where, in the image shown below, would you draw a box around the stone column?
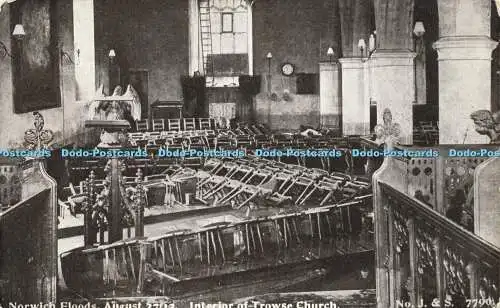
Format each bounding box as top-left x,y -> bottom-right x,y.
339,0 -> 374,57
319,62 -> 341,129
433,0 -> 497,144
371,51 -> 416,144
372,0 -> 415,144
340,58 -> 370,135
338,0 -> 374,135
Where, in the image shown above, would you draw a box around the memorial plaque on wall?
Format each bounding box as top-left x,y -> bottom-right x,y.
11,0 -> 61,113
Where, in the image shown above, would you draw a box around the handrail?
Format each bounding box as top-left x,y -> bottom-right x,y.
376,180 -> 499,308
379,181 -> 500,259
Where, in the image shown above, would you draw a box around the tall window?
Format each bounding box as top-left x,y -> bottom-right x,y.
192,0 -> 252,87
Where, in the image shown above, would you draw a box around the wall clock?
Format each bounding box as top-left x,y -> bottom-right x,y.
281,63 -> 295,76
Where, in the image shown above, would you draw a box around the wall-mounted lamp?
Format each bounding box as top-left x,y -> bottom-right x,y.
368,34 -> 376,53
358,39 -> 366,58
413,21 -> 425,38
414,21 -> 427,105
266,52 -> 272,75
108,49 -> 116,65
12,24 -> 25,41
327,47 -> 334,62
413,21 -> 426,57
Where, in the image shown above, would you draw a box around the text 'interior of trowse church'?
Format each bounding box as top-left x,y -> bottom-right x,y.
0,0 -> 499,307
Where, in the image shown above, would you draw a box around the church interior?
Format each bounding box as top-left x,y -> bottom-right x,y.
0,0 -> 499,307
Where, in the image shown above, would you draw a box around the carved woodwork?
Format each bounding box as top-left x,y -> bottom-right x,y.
379,183 -> 500,308
23,111 -> 54,150
392,203 -> 409,254
416,226 -> 435,275
0,113 -> 58,303
442,243 -> 470,297
408,158 -> 436,208
132,169 -> 146,237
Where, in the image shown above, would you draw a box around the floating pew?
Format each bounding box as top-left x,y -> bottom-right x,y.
141,198 -> 370,275
63,198 -> 372,295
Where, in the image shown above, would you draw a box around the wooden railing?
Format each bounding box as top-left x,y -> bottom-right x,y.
375,182 -> 499,308
361,140 -> 493,232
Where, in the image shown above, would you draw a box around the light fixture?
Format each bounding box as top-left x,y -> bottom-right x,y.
108,49 -> 116,65
368,34 -> 376,53
413,21 -> 425,38
358,39 -> 366,57
327,47 -> 334,62
266,52 -> 272,75
12,24 -> 25,40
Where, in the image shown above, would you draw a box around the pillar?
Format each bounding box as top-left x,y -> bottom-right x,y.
340,58 -> 370,135
73,0 -> 95,100
338,0 -> 374,135
372,0 -> 415,145
371,51 -> 416,144
414,37 -> 427,105
338,0 -> 374,57
433,0 -> 497,144
319,62 -> 341,129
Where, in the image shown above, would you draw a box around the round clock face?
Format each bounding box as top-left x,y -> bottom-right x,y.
281,63 -> 294,76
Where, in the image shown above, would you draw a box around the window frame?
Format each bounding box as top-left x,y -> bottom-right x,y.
221,12 -> 234,33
